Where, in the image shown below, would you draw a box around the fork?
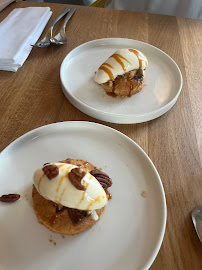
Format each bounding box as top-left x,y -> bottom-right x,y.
32,7 -> 71,48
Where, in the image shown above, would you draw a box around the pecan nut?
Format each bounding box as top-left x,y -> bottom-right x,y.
42,164 -> 59,180
90,170 -> 112,189
43,162 -> 50,166
67,208 -> 88,225
59,158 -> 72,164
69,168 -> 86,190
134,69 -> 144,81
0,194 -> 20,203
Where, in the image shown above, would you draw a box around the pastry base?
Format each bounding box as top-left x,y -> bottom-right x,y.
102,69 -> 146,97
32,186 -> 105,235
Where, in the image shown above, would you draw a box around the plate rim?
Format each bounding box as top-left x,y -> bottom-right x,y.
0,121 -> 167,270
60,38 -> 183,123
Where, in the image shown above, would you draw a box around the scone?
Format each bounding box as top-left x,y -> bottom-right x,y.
95,49 -> 148,97
32,158 -> 112,235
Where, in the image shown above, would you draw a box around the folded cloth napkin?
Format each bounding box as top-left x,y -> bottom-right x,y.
0,7 -> 52,71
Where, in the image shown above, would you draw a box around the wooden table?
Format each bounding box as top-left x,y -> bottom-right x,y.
0,1 -> 202,269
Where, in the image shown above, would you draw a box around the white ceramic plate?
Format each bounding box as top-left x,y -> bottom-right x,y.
60,38 -> 182,124
0,122 -> 166,270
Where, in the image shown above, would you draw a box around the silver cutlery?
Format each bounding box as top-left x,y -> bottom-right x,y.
192,206 -> 202,243
50,7 -> 76,45
32,7 -> 71,48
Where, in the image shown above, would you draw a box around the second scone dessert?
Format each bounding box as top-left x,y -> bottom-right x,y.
95,48 -> 148,97
32,158 -> 112,235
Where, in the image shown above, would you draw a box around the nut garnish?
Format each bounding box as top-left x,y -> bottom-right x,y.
90,170 -> 112,189
67,208 -> 89,225
42,164 -> 59,180
43,162 -> 50,166
134,69 -> 144,81
69,168 -> 86,190
59,158 -> 72,164
0,194 -> 20,203
141,191 -> 147,198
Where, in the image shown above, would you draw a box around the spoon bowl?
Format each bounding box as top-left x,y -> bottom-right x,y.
191,206 -> 202,243
31,7 -> 71,48
32,36 -> 51,48
50,30 -> 67,45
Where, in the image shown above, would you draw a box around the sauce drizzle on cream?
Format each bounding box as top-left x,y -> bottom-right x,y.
128,49 -> 146,69
99,65 -> 114,80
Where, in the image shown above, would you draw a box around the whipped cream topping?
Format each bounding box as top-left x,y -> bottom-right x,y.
95,48 -> 148,84
33,163 -> 107,211
88,210 -> 98,221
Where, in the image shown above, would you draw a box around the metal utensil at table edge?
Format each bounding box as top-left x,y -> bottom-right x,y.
191,206 -> 202,243
31,7 -> 71,48
50,7 -> 76,45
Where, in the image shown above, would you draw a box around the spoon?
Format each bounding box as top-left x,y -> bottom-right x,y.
32,7 -> 71,48
50,7 -> 76,45
191,206 -> 202,243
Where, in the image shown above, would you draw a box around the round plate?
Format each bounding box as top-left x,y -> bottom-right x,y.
0,122 -> 166,270
60,38 -> 182,124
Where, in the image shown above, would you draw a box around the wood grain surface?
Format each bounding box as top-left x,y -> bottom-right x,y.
0,2 -> 202,269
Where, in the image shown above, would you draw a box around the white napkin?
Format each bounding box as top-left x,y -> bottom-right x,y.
0,7 -> 52,71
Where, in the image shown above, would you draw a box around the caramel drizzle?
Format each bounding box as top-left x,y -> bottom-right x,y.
99,65 -> 114,80
59,187 -> 66,203
102,63 -> 114,69
56,175 -> 66,193
105,189 -> 112,200
49,212 -> 57,224
79,192 -> 86,205
112,53 -> 131,71
129,49 -> 146,69
86,195 -> 105,210
38,172 -> 44,191
99,53 -> 131,80
77,182 -> 89,207
57,164 -> 66,168
55,165 -> 74,201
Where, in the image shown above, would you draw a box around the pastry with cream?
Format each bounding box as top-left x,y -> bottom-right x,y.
95,48 -> 148,97
32,158 -> 112,235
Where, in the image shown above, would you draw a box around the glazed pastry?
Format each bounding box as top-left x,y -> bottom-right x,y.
32,158 -> 112,235
95,48 -> 148,97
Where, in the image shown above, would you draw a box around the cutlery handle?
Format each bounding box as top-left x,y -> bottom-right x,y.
62,7 -> 76,31
50,7 -> 71,28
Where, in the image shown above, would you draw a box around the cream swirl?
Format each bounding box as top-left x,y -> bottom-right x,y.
33,163 -> 107,211
95,48 -> 148,84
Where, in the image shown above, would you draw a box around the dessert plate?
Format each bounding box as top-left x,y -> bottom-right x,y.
60,38 -> 182,124
0,121 -> 166,270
